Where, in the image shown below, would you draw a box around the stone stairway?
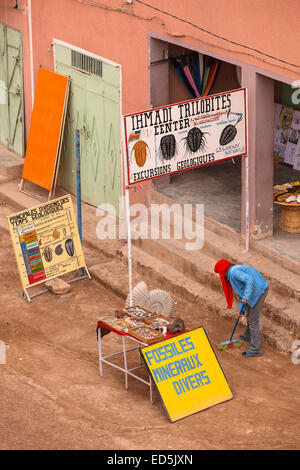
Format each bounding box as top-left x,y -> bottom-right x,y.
0,144 -> 24,180
117,188 -> 300,353
0,149 -> 298,353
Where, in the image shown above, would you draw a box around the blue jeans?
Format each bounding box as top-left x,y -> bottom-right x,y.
243,288 -> 268,354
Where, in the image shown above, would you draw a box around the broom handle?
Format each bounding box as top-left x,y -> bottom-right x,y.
229,304 -> 247,342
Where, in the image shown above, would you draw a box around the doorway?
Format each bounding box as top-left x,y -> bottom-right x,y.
0,24 -> 24,156
257,80 -> 300,262
150,38 -> 243,233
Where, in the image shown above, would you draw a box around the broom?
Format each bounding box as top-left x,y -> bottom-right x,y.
218,304 -> 247,350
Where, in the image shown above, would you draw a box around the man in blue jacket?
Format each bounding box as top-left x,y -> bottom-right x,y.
214,259 -> 269,358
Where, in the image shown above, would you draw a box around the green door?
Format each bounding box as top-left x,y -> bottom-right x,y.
54,44 -> 121,213
0,24 -> 24,156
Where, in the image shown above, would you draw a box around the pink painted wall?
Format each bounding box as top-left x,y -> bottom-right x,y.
2,0 -> 299,134
1,0 -> 300,213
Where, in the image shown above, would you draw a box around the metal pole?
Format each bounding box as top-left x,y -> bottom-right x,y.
75,129 -> 82,242
97,328 -> 103,377
121,119 -> 133,306
245,154 -> 250,252
244,89 -> 250,253
122,336 -> 129,390
76,129 -> 86,277
149,375 -> 154,404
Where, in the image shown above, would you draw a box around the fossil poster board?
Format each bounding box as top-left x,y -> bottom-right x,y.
7,194 -> 87,299
141,328 -> 233,422
123,88 -> 248,185
21,67 -> 70,199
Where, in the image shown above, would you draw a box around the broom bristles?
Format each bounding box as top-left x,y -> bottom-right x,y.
217,340 -> 242,351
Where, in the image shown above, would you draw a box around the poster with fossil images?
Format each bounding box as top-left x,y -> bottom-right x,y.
123,88 -> 248,185
7,194 -> 87,291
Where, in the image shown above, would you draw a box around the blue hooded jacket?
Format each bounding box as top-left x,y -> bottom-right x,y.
227,264 -> 269,311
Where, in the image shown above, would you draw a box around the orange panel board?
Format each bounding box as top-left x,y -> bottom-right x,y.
22,68 -> 69,191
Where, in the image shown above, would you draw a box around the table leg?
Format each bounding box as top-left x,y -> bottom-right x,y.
122,336 -> 128,390
97,328 -> 103,377
138,343 -> 143,365
149,375 -> 154,404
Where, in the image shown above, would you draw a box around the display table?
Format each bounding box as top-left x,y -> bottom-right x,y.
96,320 -> 187,404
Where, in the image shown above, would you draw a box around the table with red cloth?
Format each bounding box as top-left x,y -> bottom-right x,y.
97,319 -> 188,404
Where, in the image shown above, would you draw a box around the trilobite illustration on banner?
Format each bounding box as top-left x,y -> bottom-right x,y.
123,88 -> 248,185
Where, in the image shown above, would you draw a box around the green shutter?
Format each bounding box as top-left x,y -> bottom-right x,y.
0,24 -> 24,156
54,44 -> 121,214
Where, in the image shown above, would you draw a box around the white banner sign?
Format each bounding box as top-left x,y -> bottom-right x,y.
123,88 -> 248,185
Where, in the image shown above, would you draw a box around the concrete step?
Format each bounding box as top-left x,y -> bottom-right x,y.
201,234 -> 300,302
0,199 -> 19,233
1,178 -> 298,304
259,314 -> 296,353
88,254 -> 207,326
133,235 -> 300,337
118,243 -> 235,315
132,234 -> 223,293
0,177 -> 297,353
152,188 -> 300,277
118,244 -> 297,353
0,145 -> 24,179
89,259 -> 142,300
133,236 -> 221,292
151,189 -> 300,301
262,291 -> 300,337
152,188 -> 241,244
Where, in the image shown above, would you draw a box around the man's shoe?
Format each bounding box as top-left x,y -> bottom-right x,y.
239,335 -> 250,342
242,350 -> 262,358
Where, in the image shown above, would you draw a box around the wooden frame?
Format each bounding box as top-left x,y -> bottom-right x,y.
127,325 -> 165,345
145,314 -> 171,326
124,305 -> 157,320
20,68 -> 70,202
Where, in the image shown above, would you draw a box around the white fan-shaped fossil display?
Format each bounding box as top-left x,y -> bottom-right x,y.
125,281 -> 150,309
147,289 -> 174,316
125,283 -> 174,316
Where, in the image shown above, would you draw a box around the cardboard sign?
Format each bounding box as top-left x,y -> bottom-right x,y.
142,328 -> 233,422
123,88 -> 247,185
7,195 -> 86,292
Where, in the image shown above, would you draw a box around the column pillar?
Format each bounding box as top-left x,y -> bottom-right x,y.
241,68 -> 274,241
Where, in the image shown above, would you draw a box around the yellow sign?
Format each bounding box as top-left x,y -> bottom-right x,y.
7,195 -> 87,297
142,328 -> 233,422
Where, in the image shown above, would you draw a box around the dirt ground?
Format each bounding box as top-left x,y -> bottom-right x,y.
0,228 -> 299,451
